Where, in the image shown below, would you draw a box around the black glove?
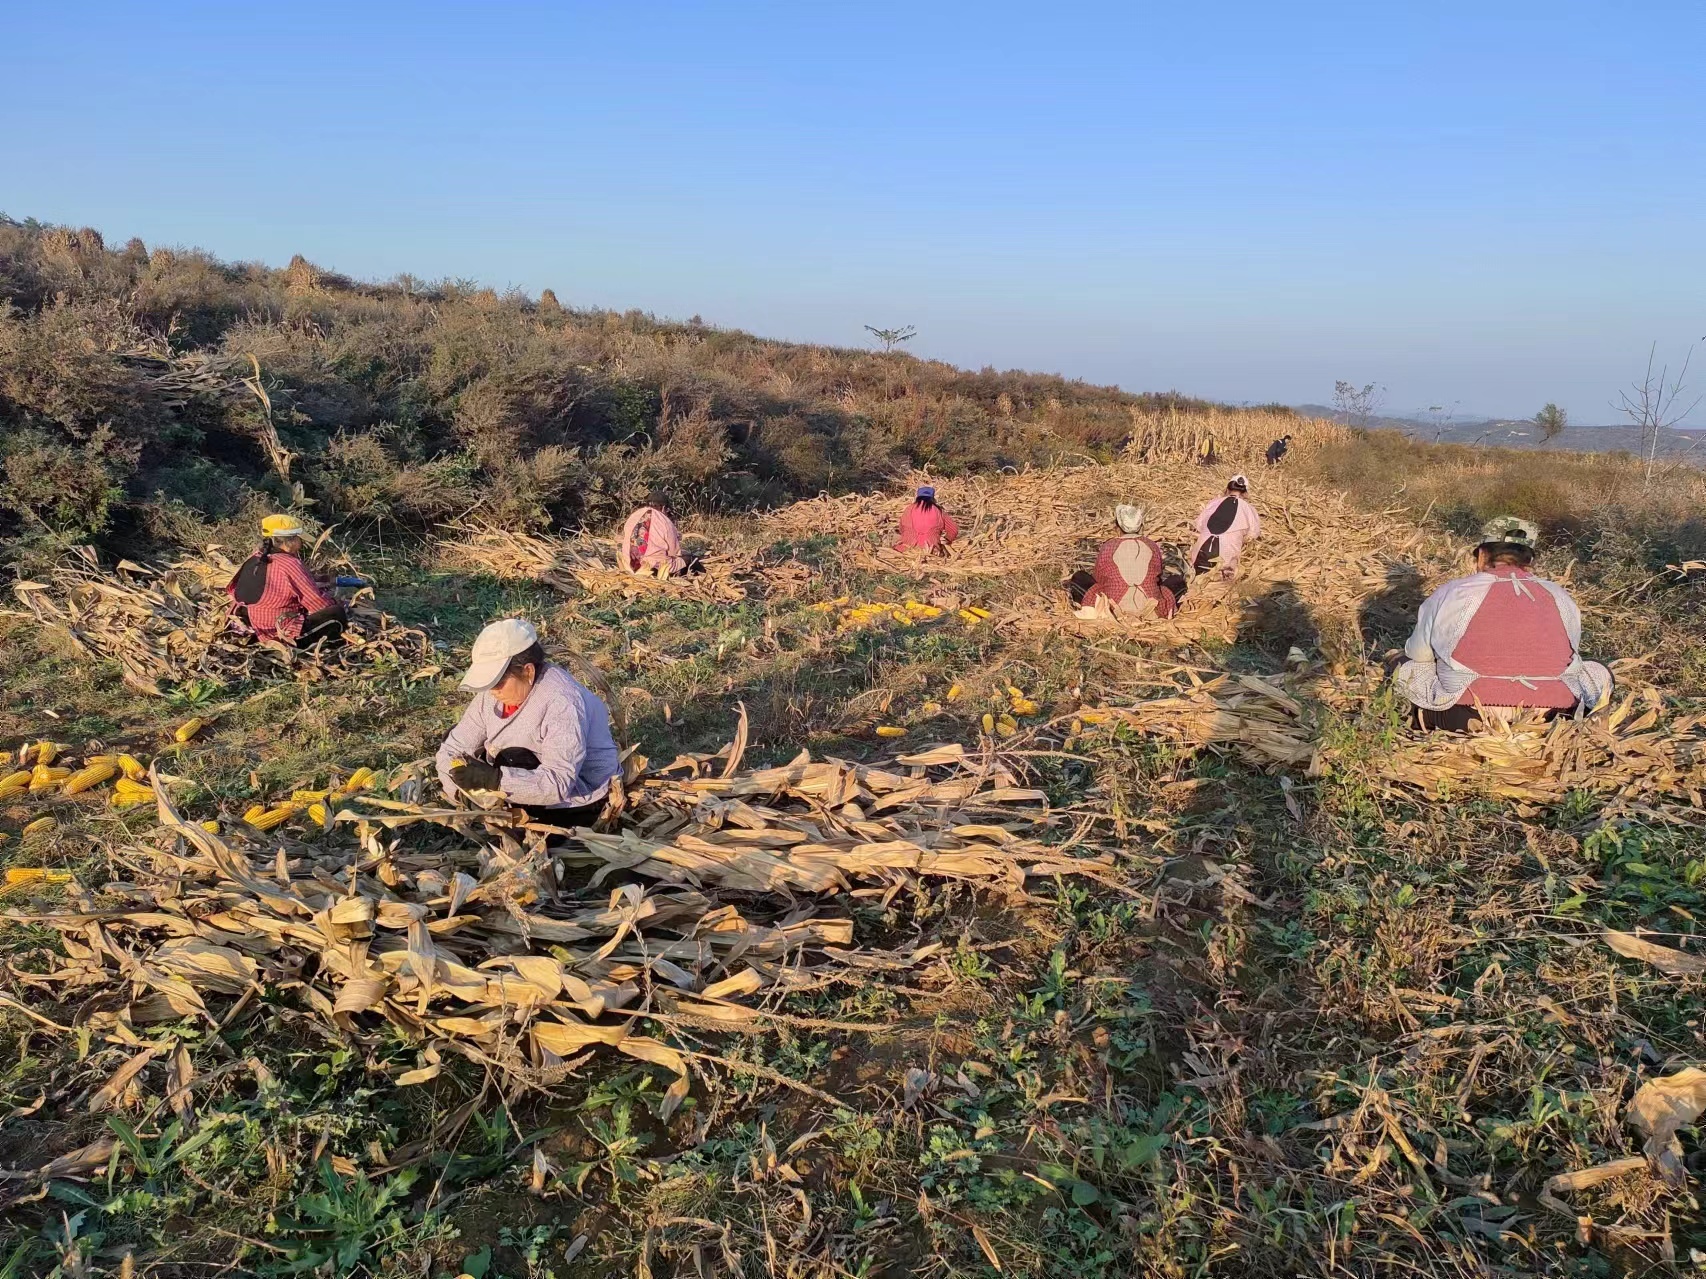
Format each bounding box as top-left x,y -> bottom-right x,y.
449,756 -> 503,794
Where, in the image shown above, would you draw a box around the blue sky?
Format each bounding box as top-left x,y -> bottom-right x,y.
4,1 -> 1703,423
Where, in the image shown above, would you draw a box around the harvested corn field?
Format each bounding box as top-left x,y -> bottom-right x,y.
9,545 -> 431,696
4,446 -> 1706,1279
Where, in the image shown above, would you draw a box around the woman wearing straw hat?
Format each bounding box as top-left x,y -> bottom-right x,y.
1395,515 -> 1613,732
894,485 -> 959,556
226,514 -> 347,647
1069,505 -> 1180,620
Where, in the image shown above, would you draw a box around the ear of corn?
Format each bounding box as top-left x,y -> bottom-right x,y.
291,788 -> 330,803
246,803 -> 297,831
29,765 -> 72,793
4,867 -> 71,887
875,726 -> 907,738
981,712 -> 996,734
946,684 -> 963,702
307,801 -> 329,827
21,816 -> 56,837
117,754 -> 147,781
174,718 -> 206,743
34,742 -> 59,767
63,762 -> 118,795
200,820 -> 221,834
112,778 -> 157,807
0,770 -> 31,790
338,767 -> 377,794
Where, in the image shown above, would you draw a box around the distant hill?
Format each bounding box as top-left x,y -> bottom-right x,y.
1296,405 -> 1706,460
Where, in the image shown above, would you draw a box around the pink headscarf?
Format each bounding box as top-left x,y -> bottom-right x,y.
621,506 -> 685,574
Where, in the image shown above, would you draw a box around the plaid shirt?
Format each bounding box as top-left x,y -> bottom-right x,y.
228,552 -> 340,641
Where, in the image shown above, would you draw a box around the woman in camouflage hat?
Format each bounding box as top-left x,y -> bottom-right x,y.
1394,515 -> 1613,732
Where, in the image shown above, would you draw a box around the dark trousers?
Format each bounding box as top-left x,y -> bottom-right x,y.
520,799 -> 606,829
489,747 -> 605,829
1066,570 -> 1096,606
1411,703 -> 1578,733
297,606 -> 347,649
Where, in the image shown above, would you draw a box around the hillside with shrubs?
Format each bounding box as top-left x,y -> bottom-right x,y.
0,216 -> 1302,565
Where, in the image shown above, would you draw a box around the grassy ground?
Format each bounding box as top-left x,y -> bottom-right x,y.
1,449 -> 1704,1278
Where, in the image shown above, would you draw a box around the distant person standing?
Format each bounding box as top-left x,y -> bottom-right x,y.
894,485 -> 959,556
1189,476 -> 1261,579
1265,435 -> 1293,466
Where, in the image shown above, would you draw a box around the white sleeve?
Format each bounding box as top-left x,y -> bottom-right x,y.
1404,588 -> 1444,662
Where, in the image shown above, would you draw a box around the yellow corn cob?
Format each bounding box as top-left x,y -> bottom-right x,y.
981,712 -> 996,734
246,803 -> 297,831
200,820 -> 221,834
0,770 -> 31,790
34,742 -> 59,767
1077,710 -> 1110,725
243,804 -> 267,823
29,765 -> 72,793
174,718 -> 206,744
967,606 -> 992,619
62,762 -> 118,795
875,726 -> 907,738
946,684 -> 963,702
1010,698 -> 1040,717
307,802 -> 329,827
117,754 -> 147,781
958,609 -> 982,624
4,867 -> 71,888
291,788 -> 330,803
114,778 -> 154,795
995,715 -> 1018,738
83,754 -> 116,767
338,767 -> 376,794
111,791 -> 155,809
21,816 -> 56,837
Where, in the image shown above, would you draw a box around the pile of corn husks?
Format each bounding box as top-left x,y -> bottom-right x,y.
9,547 -> 432,696
7,738 -> 1111,1102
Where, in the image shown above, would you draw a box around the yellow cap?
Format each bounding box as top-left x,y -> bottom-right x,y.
261,514 -> 305,539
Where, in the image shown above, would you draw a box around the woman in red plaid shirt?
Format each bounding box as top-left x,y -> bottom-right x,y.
227,515 -> 347,646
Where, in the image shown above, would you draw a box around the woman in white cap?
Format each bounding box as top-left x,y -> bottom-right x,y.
226,514 -> 347,646
1069,505 -> 1180,620
1188,475 -> 1261,579
435,618 -> 622,827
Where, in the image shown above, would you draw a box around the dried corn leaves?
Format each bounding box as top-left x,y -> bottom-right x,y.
9,745 -> 1109,1096
10,546 -> 429,696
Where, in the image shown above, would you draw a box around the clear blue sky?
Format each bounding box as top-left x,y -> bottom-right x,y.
5,1 -> 1703,423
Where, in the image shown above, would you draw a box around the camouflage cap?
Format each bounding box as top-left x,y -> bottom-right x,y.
1477,515 -> 1540,550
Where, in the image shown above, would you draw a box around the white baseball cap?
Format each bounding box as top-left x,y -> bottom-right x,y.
460,618 -> 540,690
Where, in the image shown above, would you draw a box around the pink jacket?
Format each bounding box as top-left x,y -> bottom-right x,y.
1188,495 -> 1260,571
620,507 -> 684,574
894,502 -> 959,552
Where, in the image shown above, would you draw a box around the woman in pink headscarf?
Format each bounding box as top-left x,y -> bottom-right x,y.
620,505 -> 685,576
894,485 -> 959,556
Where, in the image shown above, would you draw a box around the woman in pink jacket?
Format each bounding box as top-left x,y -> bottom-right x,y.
894,486 -> 959,555
620,505 -> 685,576
1188,475 -> 1261,579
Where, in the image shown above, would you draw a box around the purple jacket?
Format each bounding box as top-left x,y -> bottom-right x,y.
436,664 -> 620,808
